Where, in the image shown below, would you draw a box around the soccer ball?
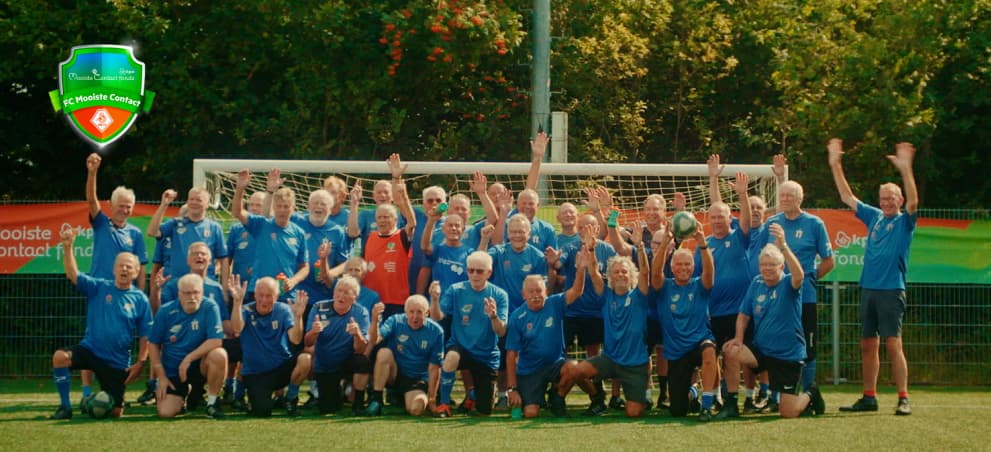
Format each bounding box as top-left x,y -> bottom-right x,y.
670,211 -> 698,239
85,391 -> 115,419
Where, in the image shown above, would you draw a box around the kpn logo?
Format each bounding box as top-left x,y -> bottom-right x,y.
48,45 -> 155,148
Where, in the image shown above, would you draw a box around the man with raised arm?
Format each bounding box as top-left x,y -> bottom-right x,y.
653,220 -> 719,420
50,228 -> 151,420
148,187 -> 229,283
830,139 -> 918,416
231,169 -> 310,302
429,251 -> 509,417
148,274 -> 228,419
230,276 -> 312,417
764,179 -> 834,392
720,224 -> 826,419
364,295 -> 445,416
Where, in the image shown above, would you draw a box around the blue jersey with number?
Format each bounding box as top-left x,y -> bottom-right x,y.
244,214 -> 309,292
561,239 -> 615,319
159,217 -> 228,278
488,243 -> 548,311
379,315 -> 445,381
657,278 -> 714,360
766,212 -> 833,304
307,301 -> 369,373
440,281 -> 509,369
506,293 -> 567,375
741,274 -> 805,361
76,274 -> 152,370
598,288 -> 649,367
149,298 -> 224,378
239,302 -> 295,375
227,222 -> 256,284
89,211 -> 148,281
856,202 -> 916,290
160,277 -> 229,321
694,228 -> 750,317
426,243 -> 471,292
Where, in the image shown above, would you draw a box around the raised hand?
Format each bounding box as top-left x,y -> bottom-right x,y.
769,222 -> 786,247
387,153 -> 408,179
372,302 -> 385,320
86,153 -> 101,172
583,186 -> 601,211
151,267 -> 170,289
628,223 -> 645,247
772,154 -> 787,181
290,290 -> 308,317
317,241 -> 332,259
228,274 -> 246,303
471,171 -> 488,194
480,224 -> 495,240
827,138 -> 844,167
161,189 -> 178,205
887,142 -> 916,172
60,226 -> 77,246
311,313 -> 325,334
483,297 -> 498,319
575,247 -> 590,269
707,154 -> 724,178
692,219 -> 706,244
734,171 -> 750,195
346,316 -> 360,336
545,247 -> 563,269
531,131 -> 549,160
428,281 -> 441,300
266,168 -> 284,192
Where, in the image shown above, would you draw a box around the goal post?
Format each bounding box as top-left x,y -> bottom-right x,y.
193,158 -> 784,227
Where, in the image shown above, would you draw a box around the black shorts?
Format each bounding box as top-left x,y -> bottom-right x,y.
223,338 -> 242,363
164,360 -> 206,399
67,345 -> 126,408
802,303 -> 817,361
517,360 -> 565,407
564,317 -> 604,348
498,335 -> 508,370
315,354 -> 373,414
243,355 -> 300,417
710,314 -> 754,352
667,340 -> 716,417
645,318 -> 663,349
750,349 -> 803,395
393,373 -> 428,396
585,355 -> 648,404
447,345 -> 498,415
861,289 -> 906,338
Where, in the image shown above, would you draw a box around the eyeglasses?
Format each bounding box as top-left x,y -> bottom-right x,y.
180,290 -> 202,295
467,268 -> 488,274
425,198 -> 443,203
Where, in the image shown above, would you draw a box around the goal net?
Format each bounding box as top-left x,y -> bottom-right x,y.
193,159 -> 784,227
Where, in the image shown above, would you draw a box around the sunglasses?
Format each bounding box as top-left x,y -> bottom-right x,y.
467,268 -> 488,274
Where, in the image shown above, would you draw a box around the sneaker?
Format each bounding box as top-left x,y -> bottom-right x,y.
582,396 -> 608,417
206,402 -> 226,419
137,385 -> 157,405
895,398 -> 912,416
754,391 -> 769,406
765,400 -> 779,413
608,396 -> 626,410
231,397 -> 247,411
351,399 -> 365,416
689,397 -> 701,414
807,385 -> 826,415
743,397 -> 760,414
644,397 -> 654,411
458,397 -> 476,413
436,403 -> 452,418
302,394 -> 319,409
549,393 -> 569,418
698,408 -> 713,422
656,394 -> 669,410
495,394 -> 509,410
51,405 -> 73,420
713,402 -> 740,420
363,400 -> 383,417
222,387 -> 234,405
284,397 -> 300,417
79,394 -> 93,415
839,397 -> 879,412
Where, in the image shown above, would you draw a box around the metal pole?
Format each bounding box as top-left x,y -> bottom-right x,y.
832,280 -> 842,385
531,0 -> 551,197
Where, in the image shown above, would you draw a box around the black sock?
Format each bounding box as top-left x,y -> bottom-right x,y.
370,390 -> 383,404
658,376 -> 668,401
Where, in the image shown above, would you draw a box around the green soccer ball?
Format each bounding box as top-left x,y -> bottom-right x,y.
85,391 -> 115,419
670,211 -> 698,239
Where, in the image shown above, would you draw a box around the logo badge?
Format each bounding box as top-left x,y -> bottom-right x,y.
49,45 -> 155,148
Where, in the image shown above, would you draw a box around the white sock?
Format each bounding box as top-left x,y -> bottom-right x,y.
308,380 -> 319,398
207,394 -> 218,405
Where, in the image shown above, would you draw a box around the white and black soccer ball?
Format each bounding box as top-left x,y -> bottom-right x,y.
85,391 -> 115,419
670,211 -> 698,239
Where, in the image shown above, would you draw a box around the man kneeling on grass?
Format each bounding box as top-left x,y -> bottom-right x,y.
363,295 -> 444,416
148,274 -> 228,419
720,224 -> 825,419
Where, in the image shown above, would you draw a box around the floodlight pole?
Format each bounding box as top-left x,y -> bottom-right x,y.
531,0 -> 551,198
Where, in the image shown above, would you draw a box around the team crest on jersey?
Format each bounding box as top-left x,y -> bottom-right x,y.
396,344 -> 404,353
272,320 -> 279,330
526,322 -> 533,330
123,302 -> 134,314
755,306 -> 763,315
177,227 -> 186,234
756,294 -> 766,303
461,315 -> 470,325
670,303 -> 677,312
169,335 -> 177,343
270,232 -> 277,240
886,223 -> 894,232
241,231 -> 249,239
203,229 -> 211,238
794,229 -> 804,239
624,296 -> 631,307
367,262 -> 377,272
770,290 -> 777,300
239,241 -> 248,250
287,237 -> 298,246
398,334 -> 409,343
387,242 -> 395,250
521,264 -> 532,272
191,320 -> 199,331
122,236 -> 133,246
688,293 -> 694,301
421,340 -> 428,350
671,294 -> 681,303
725,241 -> 731,248
170,324 -> 182,334
544,317 -> 553,328
305,233 -> 312,240
105,294 -> 113,303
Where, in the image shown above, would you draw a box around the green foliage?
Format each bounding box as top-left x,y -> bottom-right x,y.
1,0 -> 989,207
